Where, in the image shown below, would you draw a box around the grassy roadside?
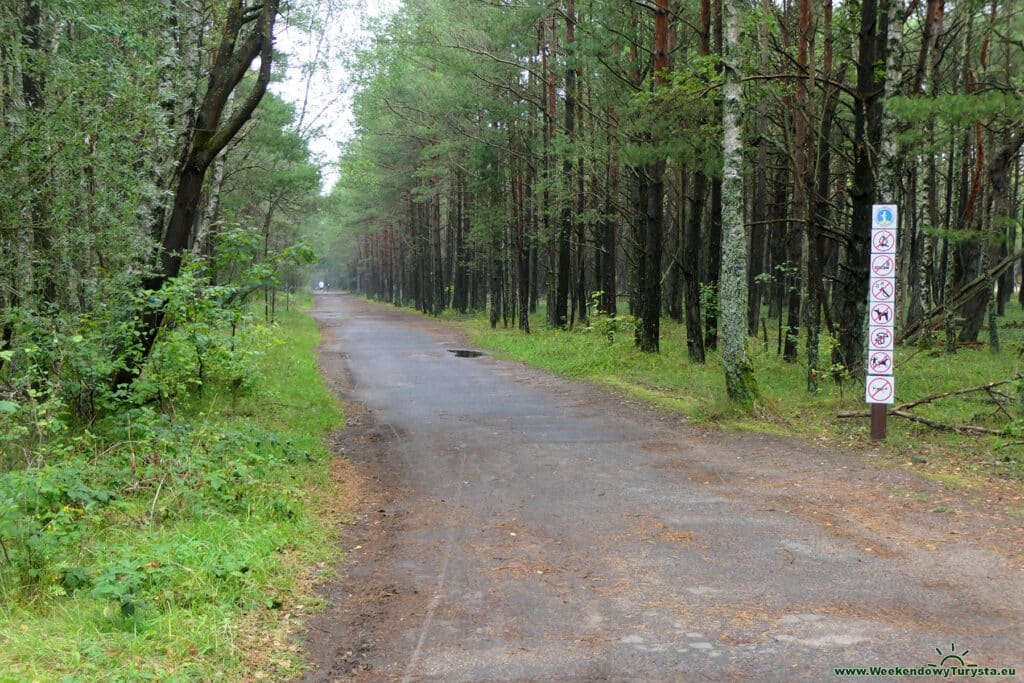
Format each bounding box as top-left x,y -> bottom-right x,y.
425,303 -> 1024,497
0,298 -> 345,681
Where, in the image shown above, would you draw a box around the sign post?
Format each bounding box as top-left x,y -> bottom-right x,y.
866,205 -> 897,440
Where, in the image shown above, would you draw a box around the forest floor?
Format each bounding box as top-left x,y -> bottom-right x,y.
299,293 -> 1022,682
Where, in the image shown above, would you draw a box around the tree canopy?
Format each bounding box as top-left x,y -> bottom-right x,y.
324,0 -> 1024,399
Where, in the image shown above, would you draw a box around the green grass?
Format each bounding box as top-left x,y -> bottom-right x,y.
431,301 -> 1024,489
0,297 -> 345,682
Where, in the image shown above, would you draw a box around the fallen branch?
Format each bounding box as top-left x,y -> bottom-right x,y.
837,408 -> 1005,435
888,409 -> 1004,436
838,374 -> 1023,417
836,374 -> 1023,435
896,246 -> 1024,344
896,374 -> 1023,412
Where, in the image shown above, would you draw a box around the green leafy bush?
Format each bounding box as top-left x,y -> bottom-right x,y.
0,264 -> 292,610
0,406 -> 308,608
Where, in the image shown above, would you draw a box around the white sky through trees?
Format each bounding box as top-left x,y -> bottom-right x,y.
272,0 -> 400,193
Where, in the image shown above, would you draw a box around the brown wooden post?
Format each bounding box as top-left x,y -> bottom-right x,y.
870,403 -> 887,441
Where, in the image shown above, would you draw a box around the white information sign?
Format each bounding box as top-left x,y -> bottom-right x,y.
866,204 -> 897,404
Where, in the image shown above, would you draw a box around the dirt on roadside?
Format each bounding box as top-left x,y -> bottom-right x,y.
297,294 -> 1024,682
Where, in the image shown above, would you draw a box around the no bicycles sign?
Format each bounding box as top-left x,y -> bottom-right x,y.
866,204 -> 897,406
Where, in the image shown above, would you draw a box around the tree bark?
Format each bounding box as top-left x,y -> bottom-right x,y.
721,0 -> 757,403
684,170 -> 707,363
115,0 -> 281,388
833,0 -> 886,372
634,0 -> 670,353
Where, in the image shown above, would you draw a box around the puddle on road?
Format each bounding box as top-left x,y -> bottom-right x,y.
448,349 -> 484,358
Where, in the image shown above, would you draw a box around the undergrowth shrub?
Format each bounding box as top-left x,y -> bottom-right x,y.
0,262 -> 304,618
0,404 -> 310,613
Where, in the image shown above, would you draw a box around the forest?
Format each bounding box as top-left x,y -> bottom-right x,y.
1,0 -> 1023,678
0,1 -> 339,678
327,0 -> 1024,401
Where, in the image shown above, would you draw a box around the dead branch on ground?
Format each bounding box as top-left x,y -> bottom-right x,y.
837,373 -> 1023,436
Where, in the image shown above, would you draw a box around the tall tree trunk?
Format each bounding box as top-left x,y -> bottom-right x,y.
747,17 -> 770,338
956,131 -> 989,340
878,0 -> 903,203
554,2 -> 575,329
684,170 -> 707,363
574,69 -> 588,327
637,162 -> 665,352
489,235 -> 502,329
511,151 -> 530,332
454,169 -> 470,314
1009,151 -> 1020,311
20,0 -> 58,307
785,0 -> 813,365
598,108 -> 619,317
911,0 -> 944,345
431,185 -> 443,315
944,23 -> 971,353
721,0 -> 758,403
543,17 -> 559,327
833,0 -> 886,372
684,0 -> 712,362
806,0 -> 838,391
981,137 -> 1020,350
635,0 -> 670,352
666,180 -> 684,323
704,0 -> 724,350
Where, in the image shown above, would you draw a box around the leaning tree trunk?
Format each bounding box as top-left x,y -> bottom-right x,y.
114,0 -> 281,389
720,0 -> 758,403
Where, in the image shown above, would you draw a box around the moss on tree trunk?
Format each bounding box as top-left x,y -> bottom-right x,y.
720,0 -> 758,405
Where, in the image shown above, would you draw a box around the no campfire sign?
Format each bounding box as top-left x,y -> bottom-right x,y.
865,204 -> 897,405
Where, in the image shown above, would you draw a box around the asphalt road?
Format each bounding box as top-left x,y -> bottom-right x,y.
302,293 -> 1023,682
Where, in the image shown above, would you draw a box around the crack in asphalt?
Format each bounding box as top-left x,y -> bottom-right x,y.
403,447 -> 469,683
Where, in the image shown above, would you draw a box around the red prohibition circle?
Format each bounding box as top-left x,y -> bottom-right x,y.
871,279 -> 895,300
869,351 -> 893,373
867,377 -> 893,402
870,302 -> 894,325
872,230 -> 896,252
871,254 -> 895,277
870,327 -> 894,349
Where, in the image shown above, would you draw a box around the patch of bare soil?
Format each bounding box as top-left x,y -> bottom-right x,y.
297,302 -> 431,682
298,407 -> 413,681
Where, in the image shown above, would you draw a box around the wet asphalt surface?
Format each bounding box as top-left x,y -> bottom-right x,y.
302,293 -> 1023,682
